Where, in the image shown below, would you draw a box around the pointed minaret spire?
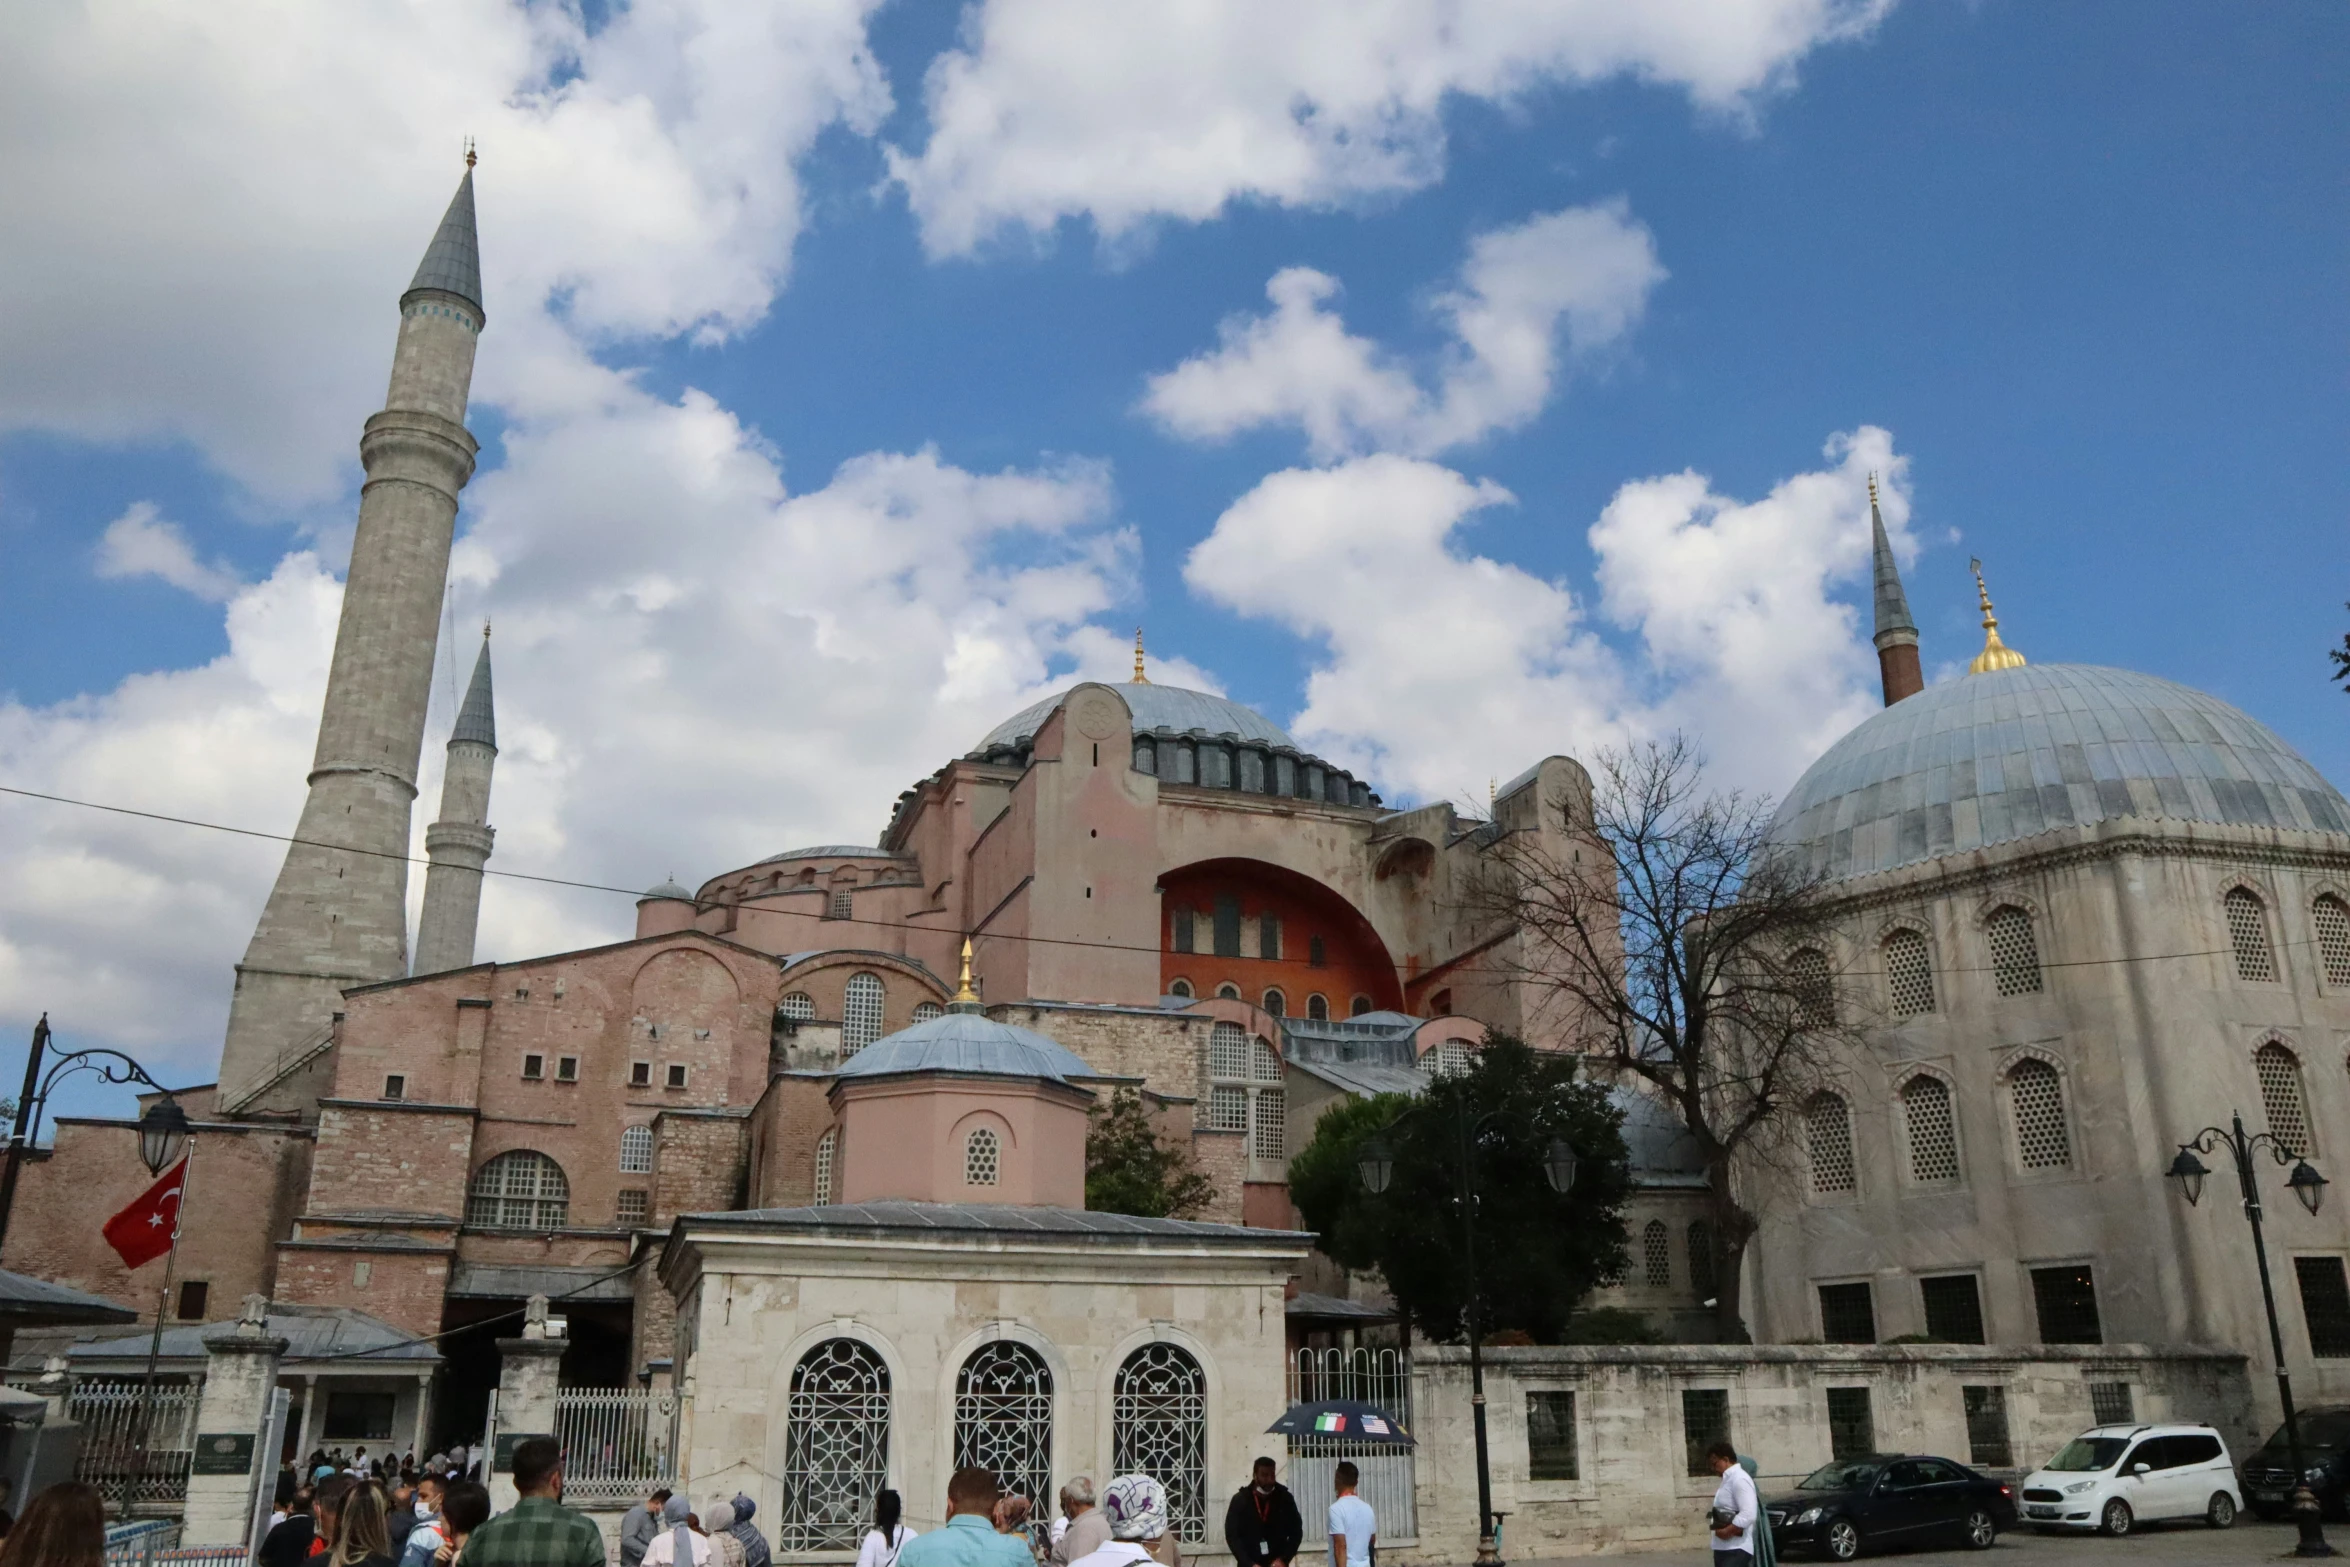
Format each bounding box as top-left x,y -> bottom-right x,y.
415,627 -> 498,976
1868,474 -> 1924,705
220,158 -> 489,1111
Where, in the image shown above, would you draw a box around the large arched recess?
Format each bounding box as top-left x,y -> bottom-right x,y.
1157,858 -> 1402,1013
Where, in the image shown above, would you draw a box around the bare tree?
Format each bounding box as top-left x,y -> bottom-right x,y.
1476,736 -> 1865,1343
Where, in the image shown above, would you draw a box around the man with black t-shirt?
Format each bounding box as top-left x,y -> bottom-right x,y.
1221,1459 -> 1302,1567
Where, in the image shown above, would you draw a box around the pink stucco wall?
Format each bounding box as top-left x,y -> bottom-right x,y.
833,1074 -> 1090,1207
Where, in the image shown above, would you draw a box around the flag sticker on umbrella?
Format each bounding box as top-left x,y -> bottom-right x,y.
1314,1413 -> 1347,1432
1361,1416 -> 1389,1435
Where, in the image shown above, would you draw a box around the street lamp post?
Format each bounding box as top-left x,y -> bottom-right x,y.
1358,1101 -> 1578,1567
2167,1111 -> 2334,1558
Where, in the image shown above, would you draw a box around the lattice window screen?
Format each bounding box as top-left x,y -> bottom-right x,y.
1209,1022 -> 1249,1080
1806,1094 -> 1857,1195
1208,1086 -> 1249,1132
2316,897 -> 2350,987
1902,1076 -> 1961,1184
841,973 -> 885,1057
828,888 -> 854,920
1643,1220 -> 1671,1287
1251,1090 -> 1286,1160
618,1125 -> 654,1175
1885,929 -> 1936,1015
1422,1041 -> 1474,1079
913,1002 -> 943,1023
1687,1222 -> 1716,1296
813,1130 -> 836,1204
616,1188 -> 648,1225
2227,888 -> 2277,982
964,1127 -> 1001,1186
1253,1038 -> 1283,1082
780,1340 -> 892,1550
2257,1043 -> 2310,1155
466,1150 -> 570,1230
1985,906 -> 2043,996
1790,948 -> 1835,1027
2008,1060 -> 2071,1170
779,992 -> 816,1020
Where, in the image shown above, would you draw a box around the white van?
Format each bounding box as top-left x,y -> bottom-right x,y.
2016,1423 -> 2242,1535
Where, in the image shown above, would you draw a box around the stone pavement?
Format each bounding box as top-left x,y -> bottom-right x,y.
1514,1512 -> 2312,1562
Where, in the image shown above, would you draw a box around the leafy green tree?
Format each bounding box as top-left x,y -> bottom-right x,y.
1288,1036 -> 1630,1343
1086,1087 -> 1216,1218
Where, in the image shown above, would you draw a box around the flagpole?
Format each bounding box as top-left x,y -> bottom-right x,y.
126,1138 -> 193,1515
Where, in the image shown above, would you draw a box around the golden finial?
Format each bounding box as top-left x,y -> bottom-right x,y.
1967,557 -> 2027,674
464,137 -> 477,170
1131,627 -> 1149,684
1488,778 -> 1496,812
953,937 -> 980,1005
1867,471 -> 1880,510
482,617 -> 491,640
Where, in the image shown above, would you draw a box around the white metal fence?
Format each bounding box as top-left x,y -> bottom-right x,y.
74,1378 -> 200,1506
1285,1349 -> 1416,1545
554,1385 -> 678,1504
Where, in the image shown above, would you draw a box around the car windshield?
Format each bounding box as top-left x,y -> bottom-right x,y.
2046,1438 -> 2129,1473
1798,1462 -> 1882,1491
2268,1413 -> 2350,1450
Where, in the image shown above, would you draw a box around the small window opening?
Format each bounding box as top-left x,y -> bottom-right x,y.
521,1054 -> 544,1080
665,1063 -> 688,1090
382,1074 -> 406,1101
629,1061 -> 652,1087
555,1056 -> 579,1082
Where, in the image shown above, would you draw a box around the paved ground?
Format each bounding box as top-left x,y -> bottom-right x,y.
1533,1513 -> 2318,1562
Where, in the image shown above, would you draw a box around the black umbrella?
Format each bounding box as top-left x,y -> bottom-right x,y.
1265,1400 -> 1415,1446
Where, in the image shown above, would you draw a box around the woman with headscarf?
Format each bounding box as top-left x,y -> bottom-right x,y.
643,1493 -> 711,1566
1066,1476 -> 1168,1567
704,1502 -> 748,1567
1736,1454 -> 1777,1567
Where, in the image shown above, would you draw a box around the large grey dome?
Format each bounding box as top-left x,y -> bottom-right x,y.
834,1012 -> 1100,1086
1768,664 -> 2350,883
978,684 -> 1294,753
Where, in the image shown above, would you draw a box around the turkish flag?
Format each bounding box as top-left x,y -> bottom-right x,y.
101,1156 -> 187,1270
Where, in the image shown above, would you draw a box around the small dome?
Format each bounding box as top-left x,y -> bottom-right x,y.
977,683 -> 1295,753
834,1013 -> 1100,1086
1769,664 -> 2350,883
641,879 -> 693,902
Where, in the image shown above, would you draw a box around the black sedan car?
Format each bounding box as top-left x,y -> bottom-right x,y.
1765,1455 -> 2018,1560
2241,1406 -> 2350,1519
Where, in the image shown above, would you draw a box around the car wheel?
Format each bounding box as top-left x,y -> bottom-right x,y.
2206,1492 -> 2237,1529
1823,1516 -> 1862,1561
2100,1498 -> 2133,1537
1961,1507 -> 1997,1549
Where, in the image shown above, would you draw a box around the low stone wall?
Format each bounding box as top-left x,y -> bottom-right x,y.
1391,1343 -> 2251,1562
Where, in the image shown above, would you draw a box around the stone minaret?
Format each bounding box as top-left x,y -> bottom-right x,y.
413,629 -> 497,975
1869,474 -> 1923,706
218,160 -> 485,1114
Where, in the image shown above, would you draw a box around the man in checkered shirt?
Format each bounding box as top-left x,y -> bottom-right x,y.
456,1436 -> 606,1567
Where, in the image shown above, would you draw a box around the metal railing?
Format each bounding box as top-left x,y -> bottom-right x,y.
1284,1350 -> 1416,1544
75,1377 -> 199,1505
104,1519 -> 249,1566
554,1385 -> 678,1504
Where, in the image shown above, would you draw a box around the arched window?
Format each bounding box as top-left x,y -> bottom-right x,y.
1642,1220 -> 1671,1287
1805,1093 -> 1856,1195
780,1339 -> 891,1550
1901,1075 -> 1961,1184
912,1001 -> 944,1024
2256,1043 -> 2310,1156
2008,1059 -> 2071,1171
1253,1038 -> 1282,1081
618,1125 -> 654,1175
1885,930 -> 1936,1015
779,992 -> 816,1021
466,1150 -> 569,1230
965,1127 -> 1002,1186
1209,1022 -> 1248,1079
1350,994 -> 1375,1017
1306,994 -> 1329,1021
1167,978 -> 1193,1000
2226,888 -> 2277,982
1422,1040 -> 1474,1080
1215,983 -> 1241,1001
1789,948 -> 1835,1028
1688,1221 -> 1716,1297
813,1129 -> 837,1204
1985,905 -> 2043,996
956,1342 -> 1053,1515
841,972 -> 885,1057
1261,989 -> 1285,1017
1113,1344 -> 1207,1544
2315,896 -> 2350,987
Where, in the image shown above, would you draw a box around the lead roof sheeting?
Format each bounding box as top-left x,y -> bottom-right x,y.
0,1269 -> 135,1324
74,1305 -> 440,1364
830,1012 -> 1102,1085
406,169 -> 481,309
446,1263 -> 634,1302
1766,664 -> 2350,883
978,683 -> 1297,752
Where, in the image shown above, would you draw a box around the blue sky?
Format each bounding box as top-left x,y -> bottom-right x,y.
1,0 -> 2344,1108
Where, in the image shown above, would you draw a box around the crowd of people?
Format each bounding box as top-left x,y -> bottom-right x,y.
0,1438 -> 1380,1567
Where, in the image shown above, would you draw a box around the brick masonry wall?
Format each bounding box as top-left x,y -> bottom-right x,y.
274,1245 -> 453,1339
306,1105 -> 475,1217
653,1113 -> 748,1224
748,1076 -> 835,1207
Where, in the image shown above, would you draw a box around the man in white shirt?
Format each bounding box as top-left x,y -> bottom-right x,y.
1704,1442 -> 1758,1565
1325,1463 -> 1374,1567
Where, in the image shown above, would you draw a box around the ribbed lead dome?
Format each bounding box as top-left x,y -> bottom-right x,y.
977,684 -> 1294,753
1768,664 -> 2350,883
833,1013 -> 1100,1086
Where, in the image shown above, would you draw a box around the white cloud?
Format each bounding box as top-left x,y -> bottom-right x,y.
889,0 -> 1896,255
93,503 -> 246,602
1142,204 -> 1663,458
1184,430 -> 1914,808
0,0 -> 890,503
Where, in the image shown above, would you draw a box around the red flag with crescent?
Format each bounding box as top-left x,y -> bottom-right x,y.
101,1156 -> 188,1270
